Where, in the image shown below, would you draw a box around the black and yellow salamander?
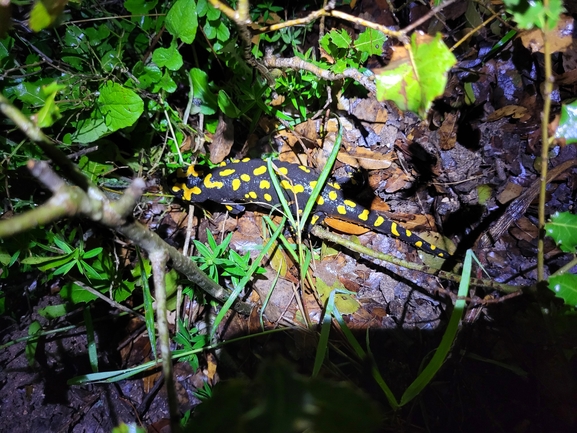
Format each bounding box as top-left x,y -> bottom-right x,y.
168,158 -> 450,258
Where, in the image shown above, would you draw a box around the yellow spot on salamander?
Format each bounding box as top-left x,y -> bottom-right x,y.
264,193 -> 272,201
259,180 -> 271,189
328,182 -> 341,190
219,161 -> 228,166
311,215 -> 319,225
298,209 -> 303,214
225,205 -> 233,211
204,174 -> 224,189
358,209 -> 370,221
430,244 -> 437,250
337,205 -> 347,215
293,184 -> 304,194
248,191 -> 257,199
219,168 -> 236,176
280,180 -> 293,191
242,157 -> 250,162
186,166 -> 202,177
328,191 -> 338,201
316,196 -> 325,205
253,165 -> 267,176
298,165 -> 311,173
310,181 -> 317,189
277,166 -> 288,175
391,222 -> 400,237
232,178 -> 241,191
405,229 -> 412,237
240,173 -> 251,182
415,241 -> 423,248
230,159 -> 240,163
374,216 -> 385,227
344,200 -> 356,208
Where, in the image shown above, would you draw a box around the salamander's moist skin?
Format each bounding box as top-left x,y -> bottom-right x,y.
168,158 -> 450,258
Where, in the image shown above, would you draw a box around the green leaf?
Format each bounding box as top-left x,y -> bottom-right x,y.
153,70 -> 178,93
189,68 -> 217,115
152,41 -> 183,71
545,211 -> 577,253
124,0 -> 158,14
38,303 -> 69,319
25,321 -> 42,365
78,155 -> 115,181
503,0 -> 564,30
29,0 -> 68,32
549,274 -> 577,306
315,278 -> 359,315
555,100 -> 577,145
83,247 -> 103,259
33,82 -> 65,128
217,90 -> 240,118
375,33 -> 456,118
354,28 -> 386,56
60,281 -> 98,304
73,112 -> 109,144
166,0 -> 198,44
98,81 -> 144,131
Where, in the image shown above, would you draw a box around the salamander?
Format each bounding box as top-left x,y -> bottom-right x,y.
168,158 -> 450,258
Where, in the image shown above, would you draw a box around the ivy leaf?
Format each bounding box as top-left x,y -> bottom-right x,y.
375,32 -> 456,118
549,274 -> 577,307
166,0 -> 198,44
98,81 -> 144,131
555,101 -> 577,145
354,28 -> 386,56
545,211 -> 577,253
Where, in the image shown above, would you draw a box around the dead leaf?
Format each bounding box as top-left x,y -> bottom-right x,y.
208,113 -> 235,164
439,112 -> 459,150
497,182 -> 524,204
487,105 -> 528,122
520,15 -> 574,53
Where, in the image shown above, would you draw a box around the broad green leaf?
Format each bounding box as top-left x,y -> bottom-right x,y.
315,278 -> 359,315
29,0 -> 68,32
166,0 -> 198,44
78,155 -> 115,182
101,50 -> 124,73
549,274 -> 577,306
153,70 -> 177,93
216,22 -> 230,42
60,281 -> 98,304
73,113 -> 108,144
124,0 -> 158,14
38,303 -> 69,319
375,32 -> 456,118
134,62 -> 162,88
329,29 -> 352,49
555,100 -> 577,145
545,211 -> 577,253
354,28 -> 386,56
84,24 -> 111,46
189,68 -> 217,115
152,41 -> 183,71
83,247 -> 103,259
98,81 -> 144,131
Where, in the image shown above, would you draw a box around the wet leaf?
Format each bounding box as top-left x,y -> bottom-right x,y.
555,100 -> 577,144
545,211 -> 577,252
